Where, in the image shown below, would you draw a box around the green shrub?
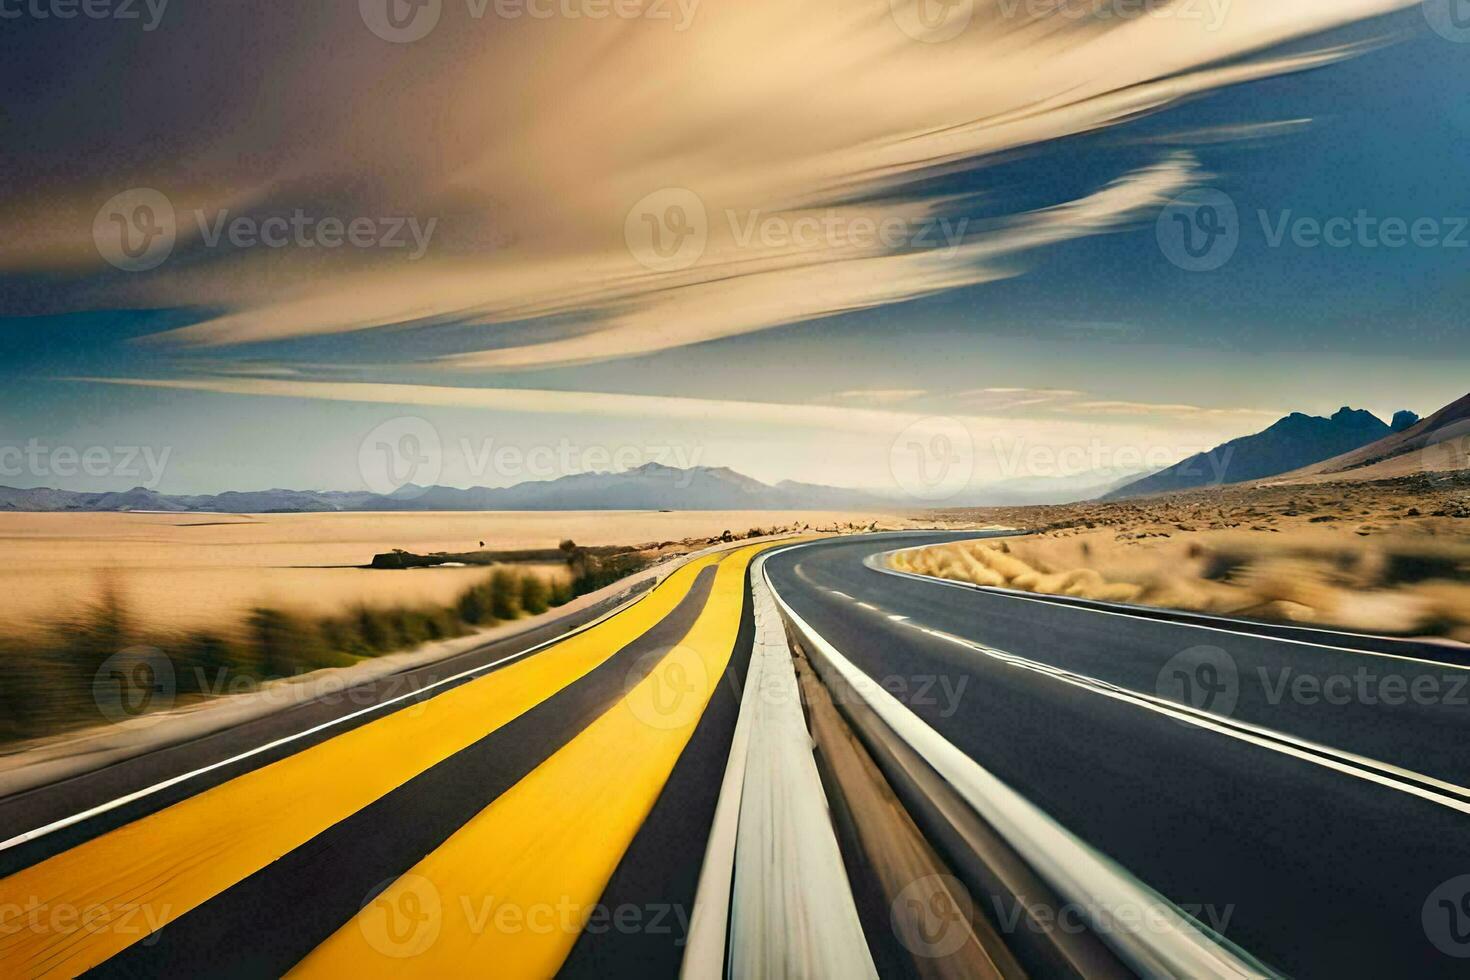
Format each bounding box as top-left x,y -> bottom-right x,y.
521,574 -> 551,615
457,583 -> 492,625
490,568 -> 523,620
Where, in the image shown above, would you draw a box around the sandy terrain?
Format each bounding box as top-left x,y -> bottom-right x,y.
915,471 -> 1470,641
0,510 -> 903,631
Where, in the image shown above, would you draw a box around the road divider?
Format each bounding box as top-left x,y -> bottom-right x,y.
288,543 -> 767,978
0,554 -> 727,979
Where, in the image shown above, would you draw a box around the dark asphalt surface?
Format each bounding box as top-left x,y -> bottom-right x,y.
86,568 -> 718,979
764,532 -> 1470,980
0,580 -> 650,877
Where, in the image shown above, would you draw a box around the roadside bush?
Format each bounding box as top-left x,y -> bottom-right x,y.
490,568 -> 523,621
521,574 -> 551,615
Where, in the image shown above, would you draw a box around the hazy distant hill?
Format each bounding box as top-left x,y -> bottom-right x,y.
0,463 -> 889,513
1268,391 -> 1470,484
1104,406 -> 1413,500
963,468 -> 1160,506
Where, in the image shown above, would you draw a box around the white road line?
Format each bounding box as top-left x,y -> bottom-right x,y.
871,542 -> 1470,672
726,550 -> 877,979
0,588 -> 654,855
683,562 -> 777,979
921,624 -> 1470,813
823,572 -> 1470,813
764,551 -> 1274,980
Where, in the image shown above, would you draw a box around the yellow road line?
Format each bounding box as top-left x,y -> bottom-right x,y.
0,555 -> 725,980
289,542 -> 772,979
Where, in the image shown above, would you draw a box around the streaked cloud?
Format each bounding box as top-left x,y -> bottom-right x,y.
1068,399 -> 1282,417
0,0 -> 1421,374
1128,117 -> 1317,146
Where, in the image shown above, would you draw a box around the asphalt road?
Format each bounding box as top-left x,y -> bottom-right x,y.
764,532 -> 1470,979
0,549 -> 759,978
5,532 -> 1469,978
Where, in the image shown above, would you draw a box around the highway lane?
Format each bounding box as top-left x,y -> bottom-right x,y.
0,577 -> 653,874
0,546 -> 767,978
764,532 -> 1470,979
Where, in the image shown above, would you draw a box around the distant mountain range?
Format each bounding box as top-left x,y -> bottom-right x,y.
1104,406 -> 1420,500
963,468 -> 1159,506
1271,391 -> 1470,485
0,462 -> 889,513
10,394 -> 1465,513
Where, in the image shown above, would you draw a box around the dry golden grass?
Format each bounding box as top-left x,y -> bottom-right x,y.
893,527 -> 1470,642
0,510 -> 897,633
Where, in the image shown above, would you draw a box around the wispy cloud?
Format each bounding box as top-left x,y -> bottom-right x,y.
0,0 -> 1420,373
1127,117 -> 1316,146
826,389 -> 929,406
1068,399 -> 1282,418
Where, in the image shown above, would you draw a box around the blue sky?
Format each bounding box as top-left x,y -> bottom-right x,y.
1,2 -> 1465,496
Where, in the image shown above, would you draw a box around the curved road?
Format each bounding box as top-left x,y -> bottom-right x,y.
2,532 -> 1468,978
764,531 -> 1470,979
